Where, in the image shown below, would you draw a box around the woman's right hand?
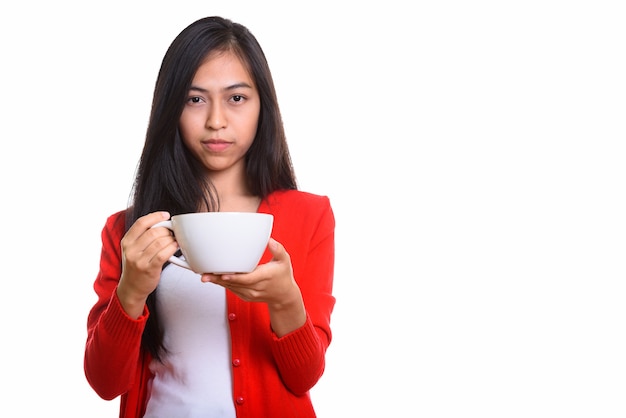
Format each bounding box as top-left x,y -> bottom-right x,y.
116,211 -> 178,318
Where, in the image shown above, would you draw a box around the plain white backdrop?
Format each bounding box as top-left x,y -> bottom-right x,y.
1,1 -> 625,417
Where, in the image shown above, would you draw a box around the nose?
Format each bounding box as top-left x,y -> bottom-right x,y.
206,102 -> 227,130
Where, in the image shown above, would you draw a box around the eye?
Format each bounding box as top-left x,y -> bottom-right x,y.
231,95 -> 245,103
187,96 -> 204,104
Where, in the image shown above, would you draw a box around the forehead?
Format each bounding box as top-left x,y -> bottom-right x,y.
195,50 -> 254,81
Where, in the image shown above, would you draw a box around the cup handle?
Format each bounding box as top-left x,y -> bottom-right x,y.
151,220 -> 193,271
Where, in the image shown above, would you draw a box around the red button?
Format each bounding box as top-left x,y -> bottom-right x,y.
228,313 -> 237,321
232,358 -> 241,367
236,396 -> 245,405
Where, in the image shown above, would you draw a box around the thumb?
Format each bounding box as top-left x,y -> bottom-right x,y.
268,238 -> 288,262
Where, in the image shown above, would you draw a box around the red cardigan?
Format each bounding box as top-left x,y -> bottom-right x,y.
84,190 -> 335,418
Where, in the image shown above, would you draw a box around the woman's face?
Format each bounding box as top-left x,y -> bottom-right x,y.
179,50 -> 260,179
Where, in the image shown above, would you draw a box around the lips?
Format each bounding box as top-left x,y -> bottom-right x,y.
203,139 -> 232,152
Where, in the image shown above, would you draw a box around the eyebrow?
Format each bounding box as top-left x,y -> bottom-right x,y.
189,82 -> 254,93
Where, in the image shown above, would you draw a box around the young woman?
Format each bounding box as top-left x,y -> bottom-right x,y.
84,16 -> 335,418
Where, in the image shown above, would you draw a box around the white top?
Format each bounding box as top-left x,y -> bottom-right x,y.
143,263 -> 235,418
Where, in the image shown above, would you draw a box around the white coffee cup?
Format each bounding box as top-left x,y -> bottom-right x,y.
152,212 -> 274,274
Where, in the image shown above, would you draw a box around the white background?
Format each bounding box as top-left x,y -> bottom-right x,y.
1,1 -> 625,417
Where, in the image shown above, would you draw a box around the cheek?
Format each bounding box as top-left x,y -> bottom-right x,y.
246,118 -> 259,136
179,114 -> 199,141
242,108 -> 261,136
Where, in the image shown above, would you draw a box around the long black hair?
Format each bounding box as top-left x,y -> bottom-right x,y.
126,16 -> 297,359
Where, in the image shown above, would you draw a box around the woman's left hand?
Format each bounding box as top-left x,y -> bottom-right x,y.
201,238 -> 306,336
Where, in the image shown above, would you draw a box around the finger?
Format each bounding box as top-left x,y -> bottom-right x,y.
146,234 -> 179,264
268,238 -> 290,263
127,211 -> 171,240
141,211 -> 171,229
201,273 -> 219,283
205,273 -> 237,285
122,212 -> 174,263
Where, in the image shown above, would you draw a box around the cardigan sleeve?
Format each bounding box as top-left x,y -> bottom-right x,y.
268,193 -> 336,394
84,211 -> 149,400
